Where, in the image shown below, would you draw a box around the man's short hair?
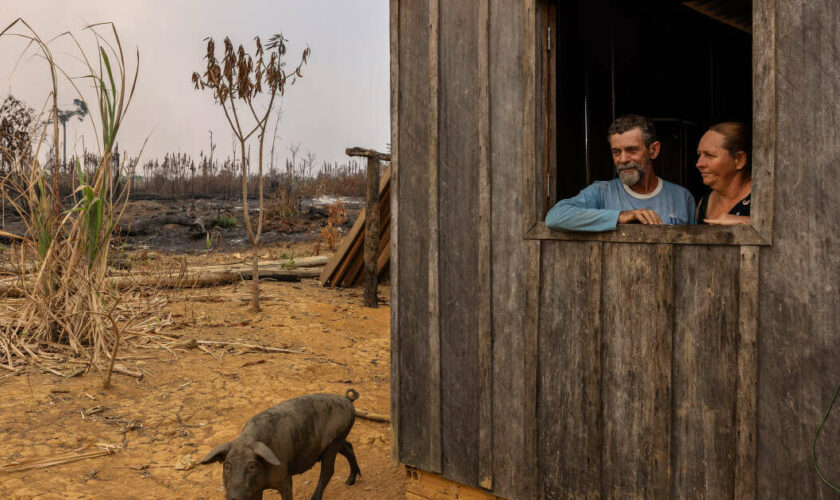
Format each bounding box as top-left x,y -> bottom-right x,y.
607,114 -> 657,146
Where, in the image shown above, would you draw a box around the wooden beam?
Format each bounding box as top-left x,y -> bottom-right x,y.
389,0 -> 400,464
522,0 -> 537,232
427,0 -> 442,474
526,222 -> 770,246
363,156 -> 381,307
345,147 -> 391,162
521,239 -> 540,499
752,0 -> 777,243
736,246 -> 759,499
477,0 -> 493,491
319,165 -> 391,286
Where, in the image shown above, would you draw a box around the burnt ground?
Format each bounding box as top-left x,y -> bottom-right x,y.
0,195 -> 364,254
0,198 -> 406,499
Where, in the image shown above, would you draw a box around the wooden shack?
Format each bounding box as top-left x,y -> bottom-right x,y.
390,0 -> 840,498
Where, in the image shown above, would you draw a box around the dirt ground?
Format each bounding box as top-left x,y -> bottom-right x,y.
0,240 -> 405,499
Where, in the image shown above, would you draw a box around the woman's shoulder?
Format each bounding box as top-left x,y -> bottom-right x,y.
730,192 -> 751,216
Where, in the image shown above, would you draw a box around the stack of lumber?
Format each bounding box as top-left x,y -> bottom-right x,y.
320,165 -> 391,288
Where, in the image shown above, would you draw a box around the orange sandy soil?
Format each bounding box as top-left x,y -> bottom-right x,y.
0,243 -> 405,499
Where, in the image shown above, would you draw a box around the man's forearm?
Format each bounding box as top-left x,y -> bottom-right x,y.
545,200 -> 621,232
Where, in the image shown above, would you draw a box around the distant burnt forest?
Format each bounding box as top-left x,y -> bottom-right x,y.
46,145 -> 374,207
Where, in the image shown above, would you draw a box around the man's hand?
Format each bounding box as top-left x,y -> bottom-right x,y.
618,209 -> 663,225
704,214 -> 750,225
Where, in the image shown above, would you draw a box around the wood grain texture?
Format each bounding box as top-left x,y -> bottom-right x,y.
751,0 -> 776,242
427,0 -> 443,475
538,241 -> 602,499
476,0 -> 493,491
522,240 -> 540,500
522,0 -> 538,231
736,246 -> 759,499
527,222 -> 769,246
396,0 -> 432,470
671,245 -> 740,498
601,243 -> 673,497
758,1 -> 840,497
389,0 -> 399,446
488,0 -> 530,498
363,157 -> 381,307
536,2 -> 557,219
438,0 -> 480,486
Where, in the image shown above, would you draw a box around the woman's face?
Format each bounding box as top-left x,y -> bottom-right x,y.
696,130 -> 746,191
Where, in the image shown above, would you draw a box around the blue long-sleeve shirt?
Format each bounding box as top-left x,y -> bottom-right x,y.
545,177 -> 696,232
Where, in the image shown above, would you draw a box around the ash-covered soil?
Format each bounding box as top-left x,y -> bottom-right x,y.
1,195 -> 363,255
0,242 -> 403,499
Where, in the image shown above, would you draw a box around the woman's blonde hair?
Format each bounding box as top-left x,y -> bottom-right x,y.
709,122 -> 751,176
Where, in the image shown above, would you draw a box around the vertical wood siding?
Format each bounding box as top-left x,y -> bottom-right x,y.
672,246 -> 739,498
393,0 -> 785,497
438,0 -> 481,486
600,244 -> 674,497
758,0 -> 840,497
388,0 -> 400,466
395,0 -> 432,470
489,0 -> 531,498
538,241 -> 603,498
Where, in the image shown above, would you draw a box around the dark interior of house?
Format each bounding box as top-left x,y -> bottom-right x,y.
554,0 -> 753,203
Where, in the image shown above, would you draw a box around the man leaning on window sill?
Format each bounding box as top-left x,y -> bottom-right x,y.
545,114 -> 696,232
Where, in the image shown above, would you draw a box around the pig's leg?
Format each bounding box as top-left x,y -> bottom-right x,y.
311,444 -> 339,500
339,440 -> 361,485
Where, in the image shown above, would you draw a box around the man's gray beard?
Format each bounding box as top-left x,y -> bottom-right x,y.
617,162 -> 646,186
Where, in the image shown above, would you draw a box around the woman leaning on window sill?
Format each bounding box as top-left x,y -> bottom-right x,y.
695,122 -> 752,226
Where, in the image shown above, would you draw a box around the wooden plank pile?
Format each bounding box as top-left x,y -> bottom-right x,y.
320,164 -> 391,287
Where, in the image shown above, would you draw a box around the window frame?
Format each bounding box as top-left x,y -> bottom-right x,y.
524,0 -> 774,247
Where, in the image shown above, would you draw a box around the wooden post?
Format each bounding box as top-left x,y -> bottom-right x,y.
364,156 -> 380,307
345,147 -> 390,307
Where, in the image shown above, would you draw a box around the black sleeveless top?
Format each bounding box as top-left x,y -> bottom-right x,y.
697,192 -> 751,222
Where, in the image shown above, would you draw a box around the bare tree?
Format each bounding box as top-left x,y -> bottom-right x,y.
193,34 -> 310,311
0,94 -> 36,173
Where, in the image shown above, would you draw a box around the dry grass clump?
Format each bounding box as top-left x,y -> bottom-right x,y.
319,200 -> 347,250
0,20 -> 157,386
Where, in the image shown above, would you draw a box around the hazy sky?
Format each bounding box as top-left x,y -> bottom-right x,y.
1,0 -> 390,170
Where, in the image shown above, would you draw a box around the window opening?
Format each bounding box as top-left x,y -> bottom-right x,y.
550,0 -> 753,207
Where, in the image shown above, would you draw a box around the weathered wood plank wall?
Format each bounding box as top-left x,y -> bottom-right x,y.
489,0 -> 532,498
438,0 -> 481,486
600,244 -> 674,497
395,0 -> 432,471
758,0 -> 840,497
538,241 -> 602,498
392,0 -> 840,498
672,246 -> 739,497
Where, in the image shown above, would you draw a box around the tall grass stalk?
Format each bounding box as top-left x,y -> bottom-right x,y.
0,20 -> 140,386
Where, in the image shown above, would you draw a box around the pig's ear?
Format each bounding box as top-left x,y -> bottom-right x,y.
200,442 -> 231,464
252,441 -> 281,466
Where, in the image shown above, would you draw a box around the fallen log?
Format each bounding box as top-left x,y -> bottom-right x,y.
186,255 -> 328,272
106,256 -> 328,277
354,408 -> 390,423
0,266 -> 323,297
102,266 -> 323,290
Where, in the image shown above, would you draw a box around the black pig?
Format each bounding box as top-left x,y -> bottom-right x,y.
200,389 -> 361,500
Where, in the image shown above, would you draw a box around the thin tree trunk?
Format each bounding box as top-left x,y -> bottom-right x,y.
240,139 -> 260,312
251,243 -> 260,311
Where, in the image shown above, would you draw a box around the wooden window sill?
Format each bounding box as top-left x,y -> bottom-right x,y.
525,222 -> 769,246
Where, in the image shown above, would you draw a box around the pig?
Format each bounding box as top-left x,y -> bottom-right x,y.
200,389 -> 361,500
